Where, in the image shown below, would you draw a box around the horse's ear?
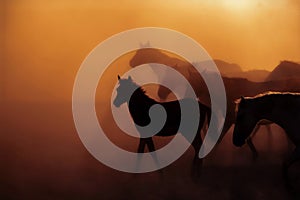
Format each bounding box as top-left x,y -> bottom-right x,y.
234,96 -> 244,104
128,76 -> 132,81
118,75 -> 120,80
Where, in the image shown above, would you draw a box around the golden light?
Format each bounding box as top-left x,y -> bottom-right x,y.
222,0 -> 256,10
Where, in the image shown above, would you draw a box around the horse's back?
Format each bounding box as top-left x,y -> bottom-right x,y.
155,98 -> 209,137
279,94 -> 300,143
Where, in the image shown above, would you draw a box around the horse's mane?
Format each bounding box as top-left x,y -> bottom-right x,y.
235,91 -> 300,104
123,79 -> 155,101
135,87 -> 148,96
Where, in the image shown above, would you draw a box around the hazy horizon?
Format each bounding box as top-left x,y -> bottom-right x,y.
1,0 -> 300,102
2,1 -> 300,198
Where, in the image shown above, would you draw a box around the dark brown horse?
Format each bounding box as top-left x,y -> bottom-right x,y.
129,47 -> 300,159
233,92 -> 300,185
113,75 -> 211,176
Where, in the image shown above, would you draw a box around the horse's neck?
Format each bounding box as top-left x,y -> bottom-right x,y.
224,79 -> 279,111
128,88 -> 156,126
152,52 -> 187,68
254,96 -> 287,129
131,88 -> 154,103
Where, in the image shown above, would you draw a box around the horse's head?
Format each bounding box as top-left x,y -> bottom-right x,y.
233,96 -> 259,147
130,42 -> 151,67
113,75 -> 136,107
129,43 -> 168,68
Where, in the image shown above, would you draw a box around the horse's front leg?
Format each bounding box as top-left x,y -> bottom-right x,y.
146,138 -> 161,165
245,123 -> 260,160
135,139 -> 146,172
191,130 -> 204,180
145,138 -> 163,177
137,138 -> 146,153
246,137 -> 258,160
145,137 -> 155,152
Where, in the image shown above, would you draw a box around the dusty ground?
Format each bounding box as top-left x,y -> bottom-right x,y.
1,102 -> 300,200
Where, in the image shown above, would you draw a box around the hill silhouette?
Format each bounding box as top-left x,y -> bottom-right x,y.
208,62 -> 270,82
213,59 -> 243,77
240,69 -> 270,82
266,60 -> 300,81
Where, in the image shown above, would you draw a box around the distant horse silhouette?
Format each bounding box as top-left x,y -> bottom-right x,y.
157,69 -> 300,159
197,74 -> 300,159
130,46 -> 196,100
113,75 -> 211,176
129,47 -> 300,158
233,92 -> 300,183
130,47 -> 210,100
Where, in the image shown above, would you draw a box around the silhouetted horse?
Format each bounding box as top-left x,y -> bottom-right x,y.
113,75 -> 211,176
159,71 -> 300,159
233,92 -> 300,183
129,46 -> 300,159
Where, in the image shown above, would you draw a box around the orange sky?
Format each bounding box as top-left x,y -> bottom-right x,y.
1,0 -> 300,101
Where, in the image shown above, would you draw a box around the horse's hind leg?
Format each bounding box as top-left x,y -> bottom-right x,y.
145,138 -> 163,176
246,124 -> 260,160
282,145 -> 300,186
190,106 -> 210,180
191,108 -> 205,179
191,132 -> 203,179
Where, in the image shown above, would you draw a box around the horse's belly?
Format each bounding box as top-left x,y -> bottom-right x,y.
156,126 -> 179,136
